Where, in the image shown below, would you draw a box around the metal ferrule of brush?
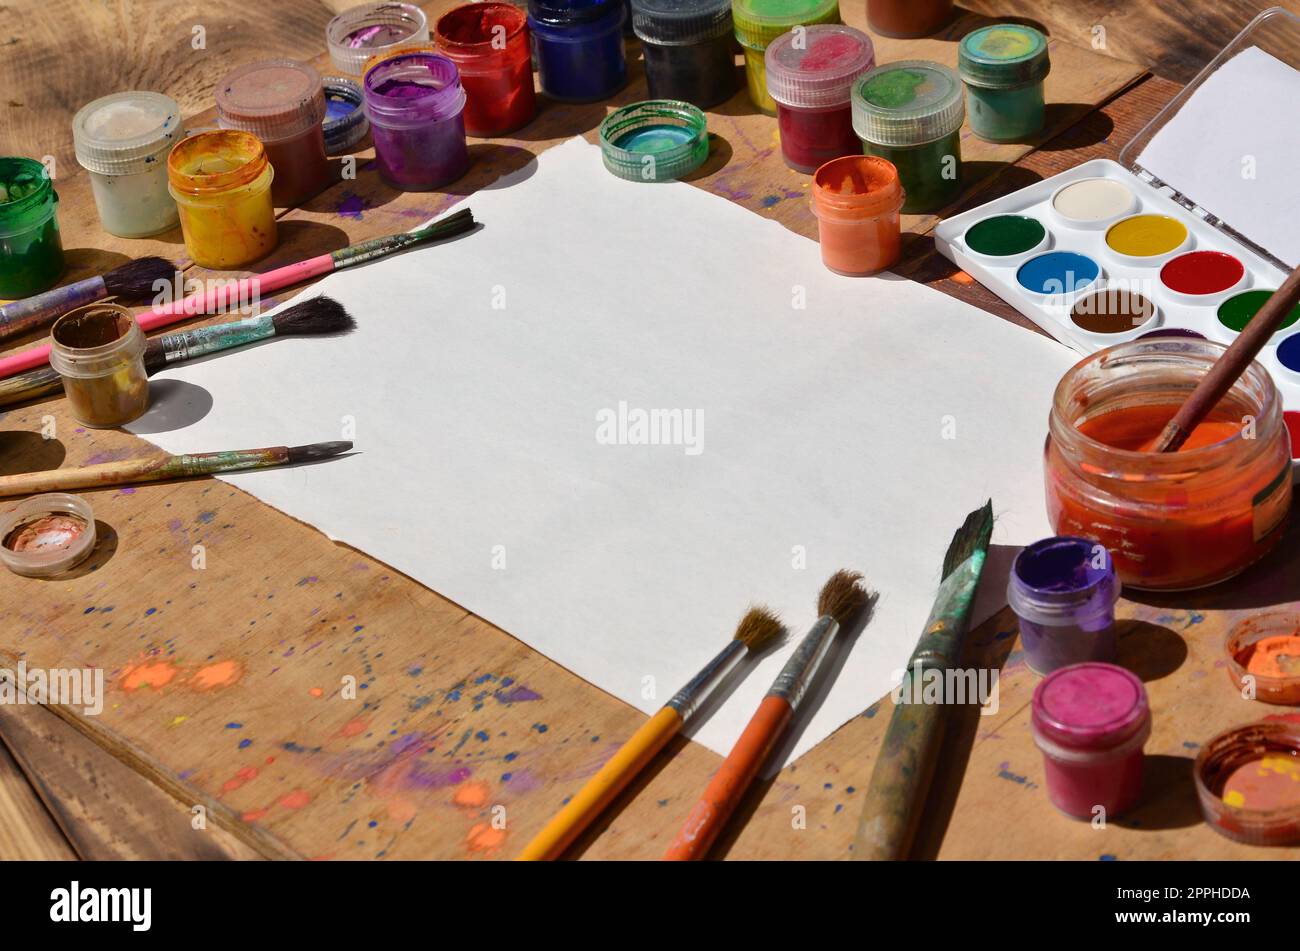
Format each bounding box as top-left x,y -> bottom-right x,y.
768,615 -> 839,709
666,639 -> 747,721
161,315 -> 273,362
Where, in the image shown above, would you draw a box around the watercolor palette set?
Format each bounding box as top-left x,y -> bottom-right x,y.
936,12 -> 1300,409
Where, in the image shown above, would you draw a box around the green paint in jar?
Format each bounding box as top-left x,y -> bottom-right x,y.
851,60 -> 964,215
0,157 -> 63,299
958,24 -> 1051,143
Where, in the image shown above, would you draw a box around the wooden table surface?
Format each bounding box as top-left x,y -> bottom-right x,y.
2,0 -> 1299,861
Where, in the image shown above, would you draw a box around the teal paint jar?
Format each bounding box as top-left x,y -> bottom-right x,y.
599,100 -> 709,182
851,60 -> 964,215
0,157 -> 63,300
958,23 -> 1050,143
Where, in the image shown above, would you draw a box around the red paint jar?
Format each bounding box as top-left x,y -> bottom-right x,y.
764,25 -> 874,174
435,3 -> 536,137
1032,662 -> 1150,820
1045,339 -> 1292,590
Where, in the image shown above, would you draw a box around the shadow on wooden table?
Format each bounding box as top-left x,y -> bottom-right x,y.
0,431 -> 66,475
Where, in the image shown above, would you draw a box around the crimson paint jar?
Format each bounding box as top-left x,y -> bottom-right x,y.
1032,662 -> 1150,820
435,3 -> 536,136
765,25 -> 874,174
216,59 -> 331,207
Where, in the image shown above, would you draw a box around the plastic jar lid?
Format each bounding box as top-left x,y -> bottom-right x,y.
958,23 -> 1050,89
599,100 -> 709,182
732,0 -> 840,50
1032,662 -> 1149,751
1194,720 -> 1300,846
72,91 -> 183,177
630,0 -> 732,45
363,51 -> 467,126
811,154 -> 903,220
216,59 -> 327,144
0,494 -> 97,579
852,59 -> 964,147
1007,536 -> 1119,626
328,2 -> 431,75
1223,611 -> 1300,705
528,0 -> 623,26
166,130 -> 270,197
321,77 -> 369,154
764,24 -> 874,109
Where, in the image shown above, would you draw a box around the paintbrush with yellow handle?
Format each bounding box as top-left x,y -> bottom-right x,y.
516,606 -> 785,861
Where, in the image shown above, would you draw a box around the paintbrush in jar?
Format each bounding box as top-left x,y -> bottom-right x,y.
0,441 -> 352,498
663,570 -> 872,860
0,296 -> 356,408
853,500 -> 993,861
517,606 -> 786,861
0,256 -> 175,343
0,208 -> 475,379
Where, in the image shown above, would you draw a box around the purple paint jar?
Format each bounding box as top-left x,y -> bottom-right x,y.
363,50 -> 469,190
1032,662 -> 1150,820
1007,535 -> 1119,675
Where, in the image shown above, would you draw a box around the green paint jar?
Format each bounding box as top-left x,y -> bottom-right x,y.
0,157 -> 63,299
732,0 -> 840,116
599,100 -> 709,182
851,60 -> 964,215
958,23 -> 1050,143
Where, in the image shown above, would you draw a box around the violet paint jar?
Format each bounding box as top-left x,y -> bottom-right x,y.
363,51 -> 470,190
1032,662 -> 1150,820
1008,536 -> 1120,675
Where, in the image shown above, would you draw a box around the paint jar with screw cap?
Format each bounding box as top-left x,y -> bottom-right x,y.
72,92 -> 183,237
49,303 -> 150,429
328,2 -> 431,75
528,0 -> 628,103
435,3 -> 536,136
851,60 -> 964,215
958,23 -> 1051,142
1008,536 -> 1120,675
1032,662 -> 1150,819
0,157 -> 63,299
363,48 -> 470,190
765,25 -> 874,174
810,154 -> 903,276
733,0 -> 840,115
167,131 -> 277,269
631,0 -> 737,109
866,0 -> 952,38
216,59 -> 332,207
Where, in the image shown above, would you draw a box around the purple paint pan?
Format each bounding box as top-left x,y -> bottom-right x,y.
1007,536 -> 1120,675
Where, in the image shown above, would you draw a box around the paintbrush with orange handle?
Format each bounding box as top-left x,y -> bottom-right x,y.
662,570 -> 871,860
517,606 -> 785,860
1151,262 -> 1300,452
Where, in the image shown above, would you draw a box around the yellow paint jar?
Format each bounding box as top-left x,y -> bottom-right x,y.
167,130 -> 276,269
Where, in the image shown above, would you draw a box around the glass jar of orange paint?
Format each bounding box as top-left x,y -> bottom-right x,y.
167,130 -> 277,270
810,155 -> 903,276
1045,339 -> 1292,590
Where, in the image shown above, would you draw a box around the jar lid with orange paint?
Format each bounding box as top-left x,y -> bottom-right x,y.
166,130 -> 271,198
1225,612 -> 1300,705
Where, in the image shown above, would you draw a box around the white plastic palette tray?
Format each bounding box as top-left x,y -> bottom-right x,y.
933,158 -> 1300,410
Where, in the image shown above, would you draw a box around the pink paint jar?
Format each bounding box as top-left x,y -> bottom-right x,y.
764,25 -> 875,174
1031,662 -> 1150,820
216,60 -> 331,208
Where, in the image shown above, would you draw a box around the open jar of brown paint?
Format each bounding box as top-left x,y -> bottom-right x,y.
49,302 -> 149,428
866,0 -> 952,38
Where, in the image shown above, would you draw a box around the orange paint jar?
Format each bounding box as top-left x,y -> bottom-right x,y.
810,155 -> 903,275
167,130 -> 277,269
1045,339 -> 1292,590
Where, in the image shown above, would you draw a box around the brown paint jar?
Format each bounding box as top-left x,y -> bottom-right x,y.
866,0 -> 952,38
49,303 -> 150,428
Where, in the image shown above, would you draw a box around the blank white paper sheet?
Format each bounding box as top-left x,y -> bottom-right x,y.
139,137 -> 1077,762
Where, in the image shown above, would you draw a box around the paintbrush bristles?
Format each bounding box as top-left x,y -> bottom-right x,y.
817,569 -> 869,624
270,297 -> 357,336
286,441 -> 353,463
940,500 -> 994,580
733,606 -> 785,652
102,257 -> 175,298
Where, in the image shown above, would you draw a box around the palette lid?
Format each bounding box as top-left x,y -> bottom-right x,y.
1121,6 -> 1300,272
851,60 -> 964,147
765,25 -> 875,109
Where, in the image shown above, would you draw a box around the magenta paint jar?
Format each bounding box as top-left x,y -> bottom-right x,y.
1007,536 -> 1120,675
363,50 -> 470,190
764,24 -> 875,174
1032,662 -> 1150,820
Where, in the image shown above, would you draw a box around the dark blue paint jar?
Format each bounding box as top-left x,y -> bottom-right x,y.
528,0 -> 627,102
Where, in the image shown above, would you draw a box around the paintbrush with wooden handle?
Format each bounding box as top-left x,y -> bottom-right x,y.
0,442 -> 352,498
853,500 -> 993,860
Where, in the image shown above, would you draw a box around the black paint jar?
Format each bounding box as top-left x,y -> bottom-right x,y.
631,0 -> 738,109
